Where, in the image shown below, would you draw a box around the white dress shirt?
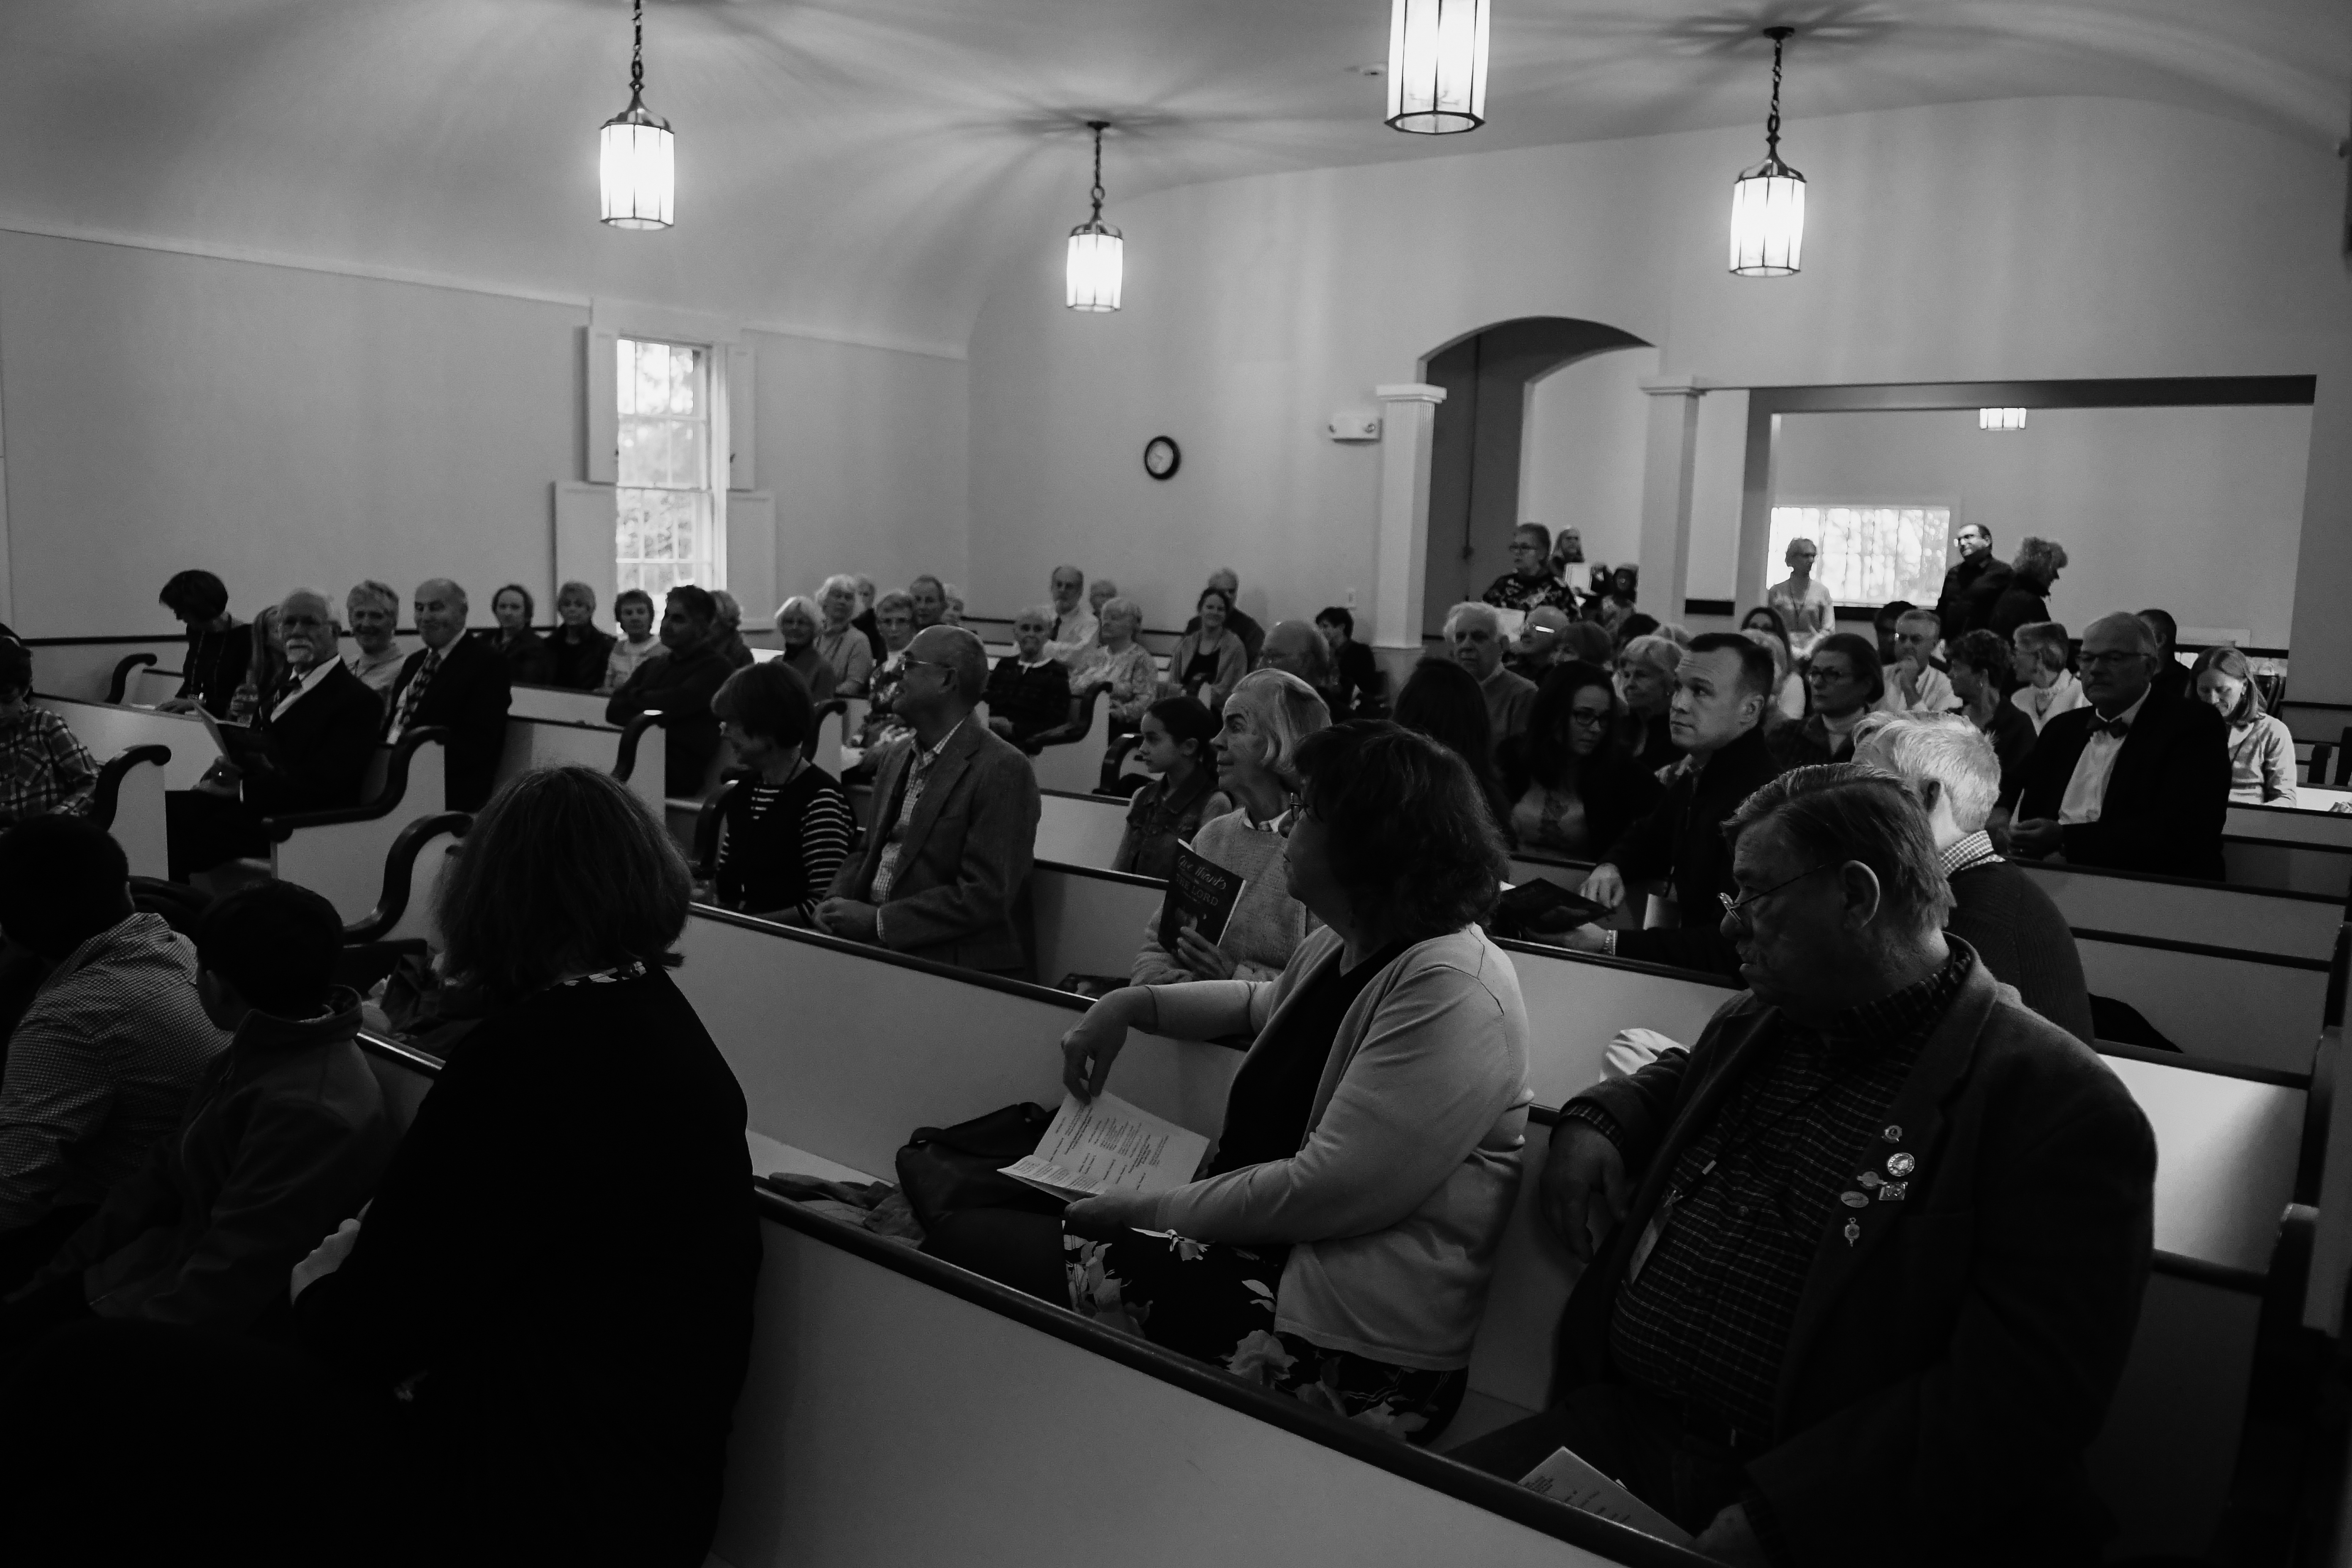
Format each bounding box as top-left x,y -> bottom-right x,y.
1877,662 -> 1955,716
2057,689 -> 2151,825
1044,606 -> 1100,666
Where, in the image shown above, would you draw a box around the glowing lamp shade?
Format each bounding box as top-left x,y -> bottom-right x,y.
600,99 -> 675,231
1728,164 -> 1805,276
1386,0 -> 1489,134
1979,407 -> 2029,431
1066,223 -> 1124,312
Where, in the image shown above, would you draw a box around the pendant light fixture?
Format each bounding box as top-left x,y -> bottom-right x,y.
1979,408 -> 2029,431
1065,121 -> 1124,313
1728,26 -> 1804,276
599,0 -> 674,231
1385,0 -> 1490,134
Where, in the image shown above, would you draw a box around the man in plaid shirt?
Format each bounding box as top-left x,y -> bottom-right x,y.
0,640 -> 96,825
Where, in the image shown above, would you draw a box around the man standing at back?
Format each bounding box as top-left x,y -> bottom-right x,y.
1935,522 -> 2006,639
0,819 -> 225,1295
2004,611 -> 2229,881
817,626 -> 1041,977
384,579 -> 512,814
1563,634 -> 1783,977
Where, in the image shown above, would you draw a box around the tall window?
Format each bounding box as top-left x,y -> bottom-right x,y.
1768,504 -> 1952,607
616,337 -> 719,596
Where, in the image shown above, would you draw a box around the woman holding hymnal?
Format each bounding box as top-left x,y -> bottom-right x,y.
923,721 -> 1531,1446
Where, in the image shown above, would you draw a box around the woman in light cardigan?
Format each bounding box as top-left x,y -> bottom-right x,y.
931,722 -> 1530,1443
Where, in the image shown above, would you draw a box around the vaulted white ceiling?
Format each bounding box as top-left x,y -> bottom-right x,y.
4,0 -> 2345,351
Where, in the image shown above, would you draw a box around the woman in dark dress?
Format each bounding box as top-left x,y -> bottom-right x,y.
0,765 -> 759,1566
710,660 -> 853,920
543,580 -> 618,691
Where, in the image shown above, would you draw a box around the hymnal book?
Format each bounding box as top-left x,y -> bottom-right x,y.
1518,1447 -> 1692,1546
999,1092 -> 1211,1203
195,705 -> 272,772
1157,841 -> 1245,953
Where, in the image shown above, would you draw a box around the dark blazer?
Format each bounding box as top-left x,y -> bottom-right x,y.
481,628 -> 555,688
1949,558 -> 2013,636
1987,582 -> 2051,640
829,719 -> 1041,973
1602,723 -> 1783,977
241,661 -> 387,815
1557,952 -> 2155,1564
1947,860 -> 2094,1043
2008,692 -> 2230,881
385,636 -> 512,813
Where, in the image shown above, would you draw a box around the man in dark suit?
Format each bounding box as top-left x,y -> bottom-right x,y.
2003,611 -> 2228,881
166,590 -> 387,879
817,626 -> 1040,976
1560,634 -> 1786,978
384,579 -> 511,813
1455,767 -> 2155,1563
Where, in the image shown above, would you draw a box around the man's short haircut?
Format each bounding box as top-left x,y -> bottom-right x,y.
1875,599 -> 1915,629
931,627 -> 989,702
874,589 -> 915,618
1946,629 -> 2012,677
1225,669 -> 1332,786
665,584 -> 718,626
1963,522 -> 1993,542
613,588 -> 655,618
712,659 -> 815,747
436,765 -> 691,1006
0,817 -> 132,958
1725,763 -> 1954,930
1263,621 -> 1333,684
1315,605 -> 1355,637
0,639 -> 31,696
2136,608 -> 2178,650
417,577 -> 468,609
1295,721 -> 1508,942
493,583 -> 535,622
347,580 -> 400,617
159,570 -> 229,622
1685,631 -> 1777,701
1513,522 -> 1553,553
2013,621 -> 2071,671
907,574 -> 945,598
1851,713 -> 2001,833
1895,607 -> 1941,636
1144,694 -> 1218,753
2085,610 -> 2159,658
1619,634 -> 1683,675
197,881 -> 343,1018
1050,564 -> 1083,585
1207,566 -> 1240,593
1811,632 -> 1889,704
1443,602 -> 1504,641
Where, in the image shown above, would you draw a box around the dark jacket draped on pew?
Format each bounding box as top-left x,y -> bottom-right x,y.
1553,953 -> 2155,1564
293,966 -> 758,1567
1600,724 -> 1781,978
2006,692 -> 2230,882
384,636 -> 513,814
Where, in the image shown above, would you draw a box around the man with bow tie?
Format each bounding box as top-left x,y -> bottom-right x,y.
1999,612 -> 2229,881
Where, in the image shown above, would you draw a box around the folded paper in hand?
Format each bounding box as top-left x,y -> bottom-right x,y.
1518,1447 -> 1692,1546
1000,1092 -> 1210,1202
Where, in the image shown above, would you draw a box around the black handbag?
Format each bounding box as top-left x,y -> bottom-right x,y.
894,1101 -> 1064,1232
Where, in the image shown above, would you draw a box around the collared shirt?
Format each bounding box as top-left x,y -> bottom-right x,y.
1597,951 -> 1973,1438
387,645 -> 445,741
602,634 -> 660,693
343,645 -> 407,700
2058,689 -> 2151,825
869,720 -> 964,909
0,914 -> 228,1230
1071,642 -> 1158,724
1044,607 -> 1100,665
269,658 -> 338,723
1938,829 -> 2001,878
0,708 -> 99,823
2011,670 -> 2088,735
1877,662 -> 1955,716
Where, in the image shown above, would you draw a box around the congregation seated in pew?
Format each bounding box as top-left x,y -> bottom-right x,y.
1129,669 -> 1326,987
817,626 -> 1040,976
0,640 -> 99,825
1443,602 -> 1535,757
482,583 -> 556,686
1497,659 -> 1664,860
1455,766 -> 2157,1563
708,661 -> 854,923
811,574 -> 874,697
605,583 -> 732,799
156,569 -> 250,719
1778,631 -> 1881,765
1942,628 -> 2036,795
2191,643 -> 2296,805
0,880 -> 393,1353
1069,595 -> 1157,748
0,819 -> 227,1298
0,765 -> 759,1565
1166,584 -> 1249,715
602,586 -> 662,692
929,722 -> 1530,1446
983,607 -> 1081,754
1613,632 -> 1682,768
2008,618 -> 2087,735
1111,695 -> 1227,880
338,580 -> 408,702
384,577 -> 513,814
855,588 -> 919,750
770,594 -> 838,705
542,579 -> 617,692
166,590 -> 387,883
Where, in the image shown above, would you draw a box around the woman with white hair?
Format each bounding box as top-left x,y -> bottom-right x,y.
1851,712 -> 2093,1043
812,574 -> 873,696
1129,669 -> 1330,986
771,596 -> 837,704
1613,634 -> 1682,766
1073,596 -> 1156,728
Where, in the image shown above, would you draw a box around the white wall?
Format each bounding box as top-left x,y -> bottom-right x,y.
1518,347 -> 1657,580
0,231 -> 969,642
964,95 -> 2352,688
1771,406 -> 2313,645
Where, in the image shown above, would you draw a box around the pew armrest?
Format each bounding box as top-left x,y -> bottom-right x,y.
261,726 -> 451,841
106,653 -> 158,706
613,712 -> 664,784
343,811 -> 474,943
695,778 -> 741,880
90,744 -> 171,830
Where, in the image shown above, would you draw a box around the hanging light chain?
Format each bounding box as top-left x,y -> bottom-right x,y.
630,0 -> 648,99
1087,120 -> 1108,226
1763,26 -> 1791,163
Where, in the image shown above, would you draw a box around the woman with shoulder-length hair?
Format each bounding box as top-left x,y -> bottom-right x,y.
1498,661 -> 1666,858
0,766 -> 759,1566
2191,645 -> 2295,803
1129,668 -> 1328,985
544,580 -> 616,691
1989,537 -> 2069,638
1165,586 -> 1250,714
2007,621 -> 2085,735
931,722 -> 1531,1445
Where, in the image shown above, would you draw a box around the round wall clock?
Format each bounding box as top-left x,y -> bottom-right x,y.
1143,435 -> 1181,480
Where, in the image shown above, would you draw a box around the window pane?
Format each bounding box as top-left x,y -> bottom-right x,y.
1769,504 -> 1951,607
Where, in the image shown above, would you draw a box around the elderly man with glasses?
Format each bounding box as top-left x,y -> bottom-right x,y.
1456,764 -> 2154,1567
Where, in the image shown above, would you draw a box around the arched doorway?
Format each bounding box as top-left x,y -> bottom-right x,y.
1420,316 -> 1652,637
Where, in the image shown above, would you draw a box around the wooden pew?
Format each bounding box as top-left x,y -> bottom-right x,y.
2017,860 -> 2341,963
341,811 -> 470,950
495,712 -> 666,817
35,696 -> 217,792
1036,787 -> 1131,869
1028,686 -> 1111,796
2224,801 -> 2352,897
90,744 -> 172,880
262,729 -> 449,923
506,683 -> 611,724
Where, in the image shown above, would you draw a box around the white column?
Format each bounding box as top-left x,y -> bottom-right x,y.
1370,382 -> 1447,658
1637,376 -> 1709,623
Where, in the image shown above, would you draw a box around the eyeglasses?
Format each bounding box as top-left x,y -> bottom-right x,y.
1567,707 -> 1613,728
901,656 -> 958,675
1718,863 -> 1837,920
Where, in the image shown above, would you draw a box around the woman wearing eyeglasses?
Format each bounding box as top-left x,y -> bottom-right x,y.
1497,662 -> 1663,858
